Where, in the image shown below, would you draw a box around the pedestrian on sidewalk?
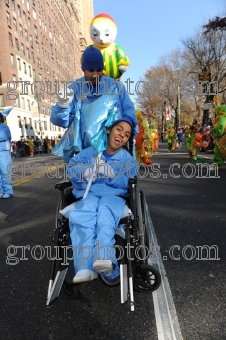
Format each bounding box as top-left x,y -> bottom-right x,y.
0,113 -> 13,198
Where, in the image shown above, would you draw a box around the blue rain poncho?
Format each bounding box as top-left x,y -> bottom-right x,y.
50,76 -> 137,163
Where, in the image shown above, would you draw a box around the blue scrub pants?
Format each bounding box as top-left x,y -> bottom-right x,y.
0,150 -> 13,195
69,194 -> 125,279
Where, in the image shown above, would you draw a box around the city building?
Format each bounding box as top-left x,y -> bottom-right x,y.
0,0 -> 93,141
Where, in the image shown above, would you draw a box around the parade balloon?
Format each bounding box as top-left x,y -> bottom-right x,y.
88,13 -> 130,79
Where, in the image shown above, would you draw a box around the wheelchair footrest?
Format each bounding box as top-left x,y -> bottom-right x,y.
46,266 -> 68,306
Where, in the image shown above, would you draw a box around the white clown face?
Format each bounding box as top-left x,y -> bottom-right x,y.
90,21 -> 117,48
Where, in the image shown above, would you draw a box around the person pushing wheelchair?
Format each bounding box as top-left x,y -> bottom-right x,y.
50,46 -> 137,163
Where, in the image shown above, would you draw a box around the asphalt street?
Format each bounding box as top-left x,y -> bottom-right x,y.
0,143 -> 225,340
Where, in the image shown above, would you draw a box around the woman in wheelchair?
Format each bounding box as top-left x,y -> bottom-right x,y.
67,117 -> 138,284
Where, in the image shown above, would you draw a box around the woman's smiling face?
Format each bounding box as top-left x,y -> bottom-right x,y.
106,121 -> 132,154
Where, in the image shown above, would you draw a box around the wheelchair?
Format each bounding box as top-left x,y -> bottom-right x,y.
46,177 -> 161,311
46,139 -> 161,312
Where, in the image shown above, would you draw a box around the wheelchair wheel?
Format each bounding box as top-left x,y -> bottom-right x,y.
133,264 -> 161,293
136,187 -> 145,246
98,274 -> 120,286
140,191 -> 150,250
62,283 -> 78,299
55,196 -> 63,228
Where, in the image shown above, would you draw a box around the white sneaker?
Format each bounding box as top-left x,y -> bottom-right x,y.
72,269 -> 98,283
93,260 -> 113,273
2,194 -> 12,198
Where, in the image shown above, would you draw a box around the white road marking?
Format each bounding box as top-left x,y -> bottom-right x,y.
145,199 -> 183,340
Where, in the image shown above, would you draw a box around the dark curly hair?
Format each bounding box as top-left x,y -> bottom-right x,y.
0,113 -> 5,123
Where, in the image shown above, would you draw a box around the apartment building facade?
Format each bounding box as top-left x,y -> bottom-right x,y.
0,0 -> 93,141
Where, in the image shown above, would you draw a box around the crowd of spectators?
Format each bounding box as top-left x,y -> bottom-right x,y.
11,137 -> 57,158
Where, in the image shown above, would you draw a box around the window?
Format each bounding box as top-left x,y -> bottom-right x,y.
13,18 -> 17,31
37,58 -> 41,68
19,24 -> 23,37
23,11 -> 26,22
13,75 -> 17,81
28,65 -> 32,76
44,121 -> 47,130
6,11 -> 11,26
25,29 -> 28,41
18,116 -> 22,128
21,43 -> 25,55
38,73 -> 42,81
34,25 -> 38,37
42,106 -> 46,115
48,16 -> 51,26
18,58 -> 21,70
31,52 -> 35,63
21,99 -> 25,110
23,62 -> 27,74
27,0 -> 30,11
28,17 -> 31,27
18,5 -> 21,17
50,44 -> 53,54
30,35 -> 33,48
36,41 -> 39,52
5,0 -> 9,6
0,94 -> 5,107
28,102 -> 31,111
33,69 -> 36,80
49,31 -> 52,39
12,0 -> 15,10
34,120 -> 37,129
51,57 -> 54,66
33,8 -> 36,20
8,32 -> 13,47
26,47 -> 30,59
15,38 -> 19,50
10,54 -> 15,67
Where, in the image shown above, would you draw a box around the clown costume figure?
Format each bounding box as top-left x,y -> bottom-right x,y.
166,124 -> 177,152
135,110 -> 153,166
184,125 -> 192,148
67,117 -> 138,283
210,105 -> 226,170
89,13 -> 130,79
150,124 -> 159,153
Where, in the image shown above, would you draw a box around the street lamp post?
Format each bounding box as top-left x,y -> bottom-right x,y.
162,101 -> 166,133
177,85 -> 181,127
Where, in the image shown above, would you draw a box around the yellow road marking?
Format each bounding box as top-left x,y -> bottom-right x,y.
13,165 -> 62,187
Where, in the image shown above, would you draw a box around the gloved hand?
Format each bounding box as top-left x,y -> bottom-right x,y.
119,65 -> 128,74
97,159 -> 115,178
57,89 -> 74,108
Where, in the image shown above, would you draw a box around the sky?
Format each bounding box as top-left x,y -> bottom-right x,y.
93,0 -> 226,102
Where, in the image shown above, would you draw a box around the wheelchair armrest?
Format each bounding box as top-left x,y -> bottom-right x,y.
55,181 -> 72,190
